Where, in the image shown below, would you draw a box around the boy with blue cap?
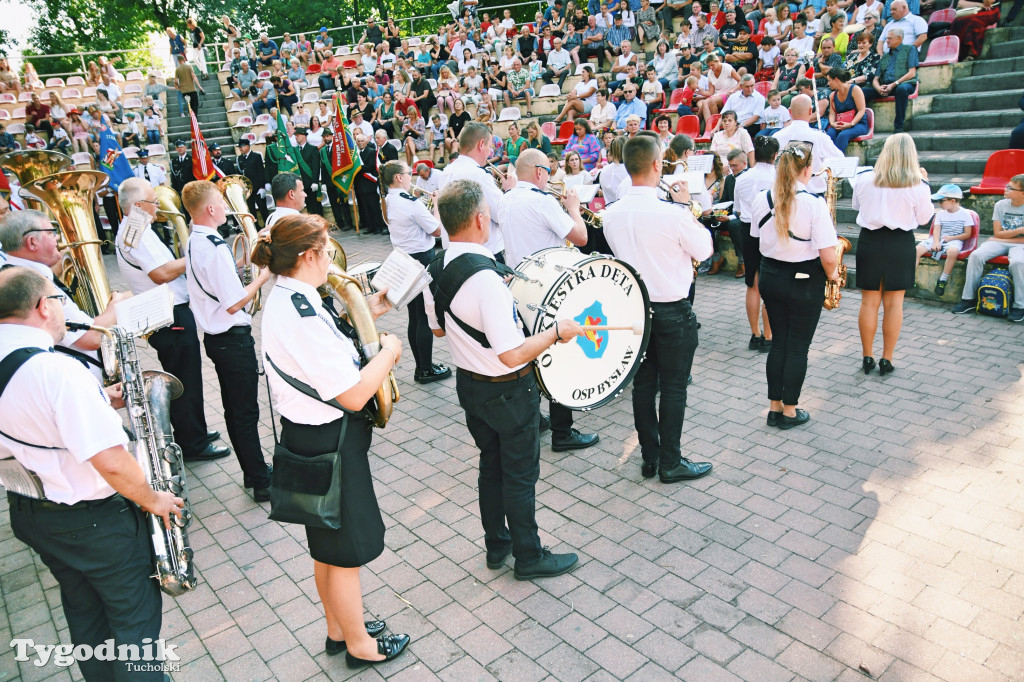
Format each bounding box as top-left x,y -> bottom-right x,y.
915,183 -> 972,296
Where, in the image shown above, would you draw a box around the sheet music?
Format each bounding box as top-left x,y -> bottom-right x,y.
370,249 -> 433,308
575,184 -> 600,203
687,154 -> 715,175
824,157 -> 859,179
114,285 -> 174,337
0,458 -> 46,499
121,206 -> 150,249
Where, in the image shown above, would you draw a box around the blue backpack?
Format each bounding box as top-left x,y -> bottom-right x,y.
977,269 -> 1014,318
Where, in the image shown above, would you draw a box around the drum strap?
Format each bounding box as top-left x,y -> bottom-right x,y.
427,253 -> 514,349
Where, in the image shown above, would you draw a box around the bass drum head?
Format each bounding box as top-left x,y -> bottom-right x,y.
532,256 -> 651,410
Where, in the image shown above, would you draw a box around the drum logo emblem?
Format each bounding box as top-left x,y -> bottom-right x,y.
574,301 -> 608,358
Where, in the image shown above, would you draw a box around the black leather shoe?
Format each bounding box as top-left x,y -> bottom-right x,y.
244,465 -> 273,489
778,409 -> 810,430
766,411 -> 782,427
345,634 -> 411,668
748,334 -> 763,350
206,431 -> 221,443
514,549 -> 579,580
641,461 -> 658,478
551,429 -> 599,452
863,356 -> 876,374
878,359 -> 895,376
325,621 -> 387,655
486,544 -> 513,569
253,487 -> 271,503
659,459 -> 713,483
182,443 -> 231,462
539,414 -> 551,433
414,363 -> 452,384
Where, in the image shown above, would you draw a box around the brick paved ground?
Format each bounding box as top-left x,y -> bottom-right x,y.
1,231 -> 1022,682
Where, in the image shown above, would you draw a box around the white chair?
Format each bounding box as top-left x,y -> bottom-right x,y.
302,91 -> 320,104
388,138 -> 402,151
83,86 -> 98,98
497,106 -> 521,121
427,78 -> 438,90
240,132 -> 256,144
124,83 -> 143,94
122,145 -> 139,159
338,46 -> 351,55
537,84 -> 561,98
320,90 -> 336,99
147,144 -> 166,157
18,92 -> 32,102
0,110 -> 8,120
10,107 -> 26,120
230,100 -> 250,112
123,97 -> 143,110
575,63 -> 592,75
258,70 -> 272,79
71,152 -> 93,166
0,93 -> 14,103
254,113 -> 272,125
45,77 -> 65,88
254,133 -> 267,144
62,88 -> 82,99
151,71 -> 164,80
232,115 -> 254,129
113,72 -> 125,82
6,123 -> 25,134
126,70 -> 144,81
408,37 -> 422,47
66,76 -> 86,86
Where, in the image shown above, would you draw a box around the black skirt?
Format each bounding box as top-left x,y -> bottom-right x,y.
279,414 -> 385,568
856,227 -> 916,292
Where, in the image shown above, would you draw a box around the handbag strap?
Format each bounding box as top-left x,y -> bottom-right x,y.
264,352 -> 355,415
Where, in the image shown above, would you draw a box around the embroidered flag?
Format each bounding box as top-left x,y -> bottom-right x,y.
97,124 -> 134,190
188,101 -> 223,180
331,94 -> 362,196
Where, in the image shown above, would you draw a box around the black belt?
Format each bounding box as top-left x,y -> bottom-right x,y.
7,491 -> 120,512
457,365 -> 532,383
206,325 -> 251,338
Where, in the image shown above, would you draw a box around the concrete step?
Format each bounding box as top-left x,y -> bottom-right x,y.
866,128 -> 1016,153
924,89 -> 1023,115
909,108 -> 1023,132
950,73 -> 1021,94
960,55 -> 1024,78
989,39 -> 1024,60
915,151 -> 993,177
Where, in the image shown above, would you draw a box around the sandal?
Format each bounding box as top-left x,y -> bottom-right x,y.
526,109 -> 533,116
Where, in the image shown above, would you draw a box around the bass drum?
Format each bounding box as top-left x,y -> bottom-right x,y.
509,247 -> 652,410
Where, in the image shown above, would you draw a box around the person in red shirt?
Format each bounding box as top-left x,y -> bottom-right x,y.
26,93 -> 53,136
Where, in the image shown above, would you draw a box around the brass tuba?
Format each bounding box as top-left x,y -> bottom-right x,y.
219,175 -> 262,313
317,238 -> 399,428
0,150 -> 74,211
154,186 -> 191,258
22,170 -> 113,317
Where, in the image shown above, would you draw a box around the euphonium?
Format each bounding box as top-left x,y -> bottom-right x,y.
317,239 -> 399,429
69,322 -> 197,596
824,236 -> 853,311
154,186 -> 191,258
0,149 -> 74,211
22,170 -> 112,317
220,175 -> 262,314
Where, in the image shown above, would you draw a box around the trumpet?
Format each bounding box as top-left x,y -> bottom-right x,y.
485,160 -> 508,185
659,179 -> 704,220
409,184 -> 436,211
545,181 -> 603,227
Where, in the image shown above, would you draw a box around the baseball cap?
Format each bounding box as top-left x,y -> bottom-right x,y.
320,26 -> 328,32
238,138 -> 251,147
931,183 -> 963,200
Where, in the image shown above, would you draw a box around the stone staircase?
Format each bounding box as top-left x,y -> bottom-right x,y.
164,81 -> 236,166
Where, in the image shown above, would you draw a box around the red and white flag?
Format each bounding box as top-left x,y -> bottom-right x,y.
188,101 -> 224,180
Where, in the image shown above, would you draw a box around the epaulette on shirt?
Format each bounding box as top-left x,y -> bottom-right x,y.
290,292 -> 318,317
400,192 -> 417,201
206,234 -> 226,247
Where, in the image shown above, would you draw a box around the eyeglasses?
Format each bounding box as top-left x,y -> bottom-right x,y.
1005,185 -> 1023,192
24,228 -> 59,237
42,293 -> 67,305
534,165 -> 552,173
137,199 -> 160,206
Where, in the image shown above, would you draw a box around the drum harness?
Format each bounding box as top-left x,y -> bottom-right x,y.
427,253 -> 522,348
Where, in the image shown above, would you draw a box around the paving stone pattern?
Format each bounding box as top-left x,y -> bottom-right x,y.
1,232 -> 1023,681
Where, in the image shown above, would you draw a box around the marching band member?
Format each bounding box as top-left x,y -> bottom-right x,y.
771,94 -> 843,195
132,148 -> 168,188
497,149 -> 600,452
0,266 -> 182,682
252,213 -> 411,668
380,160 -> 452,384
0,209 -> 126,381
114,178 -> 229,462
438,122 -> 516,260
734,135 -> 779,352
426,179 -> 585,580
182,180 -> 273,501
266,172 -> 306,230
853,133 -> 933,376
749,141 -> 840,430
603,135 -> 714,483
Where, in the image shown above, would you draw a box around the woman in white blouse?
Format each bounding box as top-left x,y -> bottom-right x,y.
709,111 -> 755,168
588,89 -> 617,131
853,133 -> 934,377
562,151 -> 594,188
750,141 -> 839,430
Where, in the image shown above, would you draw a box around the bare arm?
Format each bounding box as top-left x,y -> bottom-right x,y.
90,445 -> 181,529
497,319 -> 585,367
147,259 -> 186,284
226,267 -> 271,314
819,245 -> 839,280
333,333 -> 402,411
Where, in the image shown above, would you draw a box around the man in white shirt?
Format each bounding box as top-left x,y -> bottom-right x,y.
415,161 -> 443,194
114,178 -> 228,461
99,73 -> 125,121
788,17 -> 815,57
451,30 -> 478,61
878,0 -> 927,54
542,38 -> 572,91
265,172 -> 306,230
772,95 -> 843,195
438,122 -> 516,261
724,74 -> 766,139
132,149 -> 168,188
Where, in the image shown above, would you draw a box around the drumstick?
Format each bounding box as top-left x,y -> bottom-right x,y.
580,323 -> 644,335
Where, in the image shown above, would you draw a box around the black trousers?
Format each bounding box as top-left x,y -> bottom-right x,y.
543,68 -> 569,89
182,90 -> 199,114
325,178 -> 353,229
549,401 -> 574,439
147,304 -> 208,456
579,46 -> 604,67
456,370 -> 544,564
758,257 -> 825,406
202,327 -> 270,489
9,493 -> 163,682
720,218 -> 745,263
408,249 -> 436,371
302,178 -> 324,215
632,299 -> 699,468
247,191 -> 268,223
355,187 -> 386,233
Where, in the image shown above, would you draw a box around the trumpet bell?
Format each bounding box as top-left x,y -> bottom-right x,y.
0,150 -> 75,211
328,236 -> 347,272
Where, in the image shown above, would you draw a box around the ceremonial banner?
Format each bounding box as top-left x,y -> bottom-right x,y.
188,101 -> 222,180
330,95 -> 361,196
273,110 -> 311,177
97,124 -> 134,190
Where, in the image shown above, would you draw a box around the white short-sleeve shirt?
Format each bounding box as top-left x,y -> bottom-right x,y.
438,155 -> 506,256
185,224 -> 252,334
115,216 -> 189,305
771,120 -> 844,195
385,188 -> 440,254
750,182 -> 839,261
852,171 -> 934,232
498,182 -> 575,268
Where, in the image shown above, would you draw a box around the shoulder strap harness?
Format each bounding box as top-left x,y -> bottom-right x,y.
427,252 -> 515,349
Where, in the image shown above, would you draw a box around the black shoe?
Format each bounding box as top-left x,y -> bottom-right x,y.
934,280 -> 947,296
766,411 -> 782,427
658,458 -> 713,483
244,465 -> 273,489
539,414 -> 551,433
414,363 -> 452,384
688,374 -> 693,385
748,334 -> 763,350
863,356 -> 876,374
514,549 -> 579,580
952,299 -> 976,314
551,429 -> 599,452
345,634 -> 411,668
206,431 -> 220,443
759,338 -> 772,354
641,461 -> 658,478
325,621 -> 387,655
182,443 -> 231,462
878,359 -> 895,376
777,409 -> 810,430
253,487 -> 271,503
486,544 -> 513,569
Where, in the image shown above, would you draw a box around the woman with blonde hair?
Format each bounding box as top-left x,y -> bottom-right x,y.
435,64 -> 459,116
86,60 -> 102,87
750,142 -> 840,430
853,133 -> 933,376
252,213 -> 410,668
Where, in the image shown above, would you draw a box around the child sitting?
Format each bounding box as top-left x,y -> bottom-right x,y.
143,107 -> 163,144
757,89 -> 791,137
23,124 -> 46,149
762,7 -> 782,38
755,36 -> 781,82
476,91 -> 494,122
47,124 -> 71,153
121,113 -> 142,147
916,184 -> 974,296
427,113 -> 447,163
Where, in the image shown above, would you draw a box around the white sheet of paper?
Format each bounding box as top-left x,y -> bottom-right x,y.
824,156 -> 859,179
114,285 -> 174,337
687,154 -> 715,175
370,249 -> 432,308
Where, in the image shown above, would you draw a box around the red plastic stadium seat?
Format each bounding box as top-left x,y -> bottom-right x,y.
928,8 -> 956,24
989,255 -> 1010,264
414,159 -> 433,169
921,36 -> 959,67
306,63 -> 322,74
970,150 -> 1024,195
758,17 -> 768,33
553,120 -> 575,145
854,108 -> 874,142
751,34 -> 763,46
676,114 -> 700,137
754,81 -> 772,97
695,114 -> 720,143
748,20 -> 755,32
656,88 -> 688,114
340,58 -> 359,70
